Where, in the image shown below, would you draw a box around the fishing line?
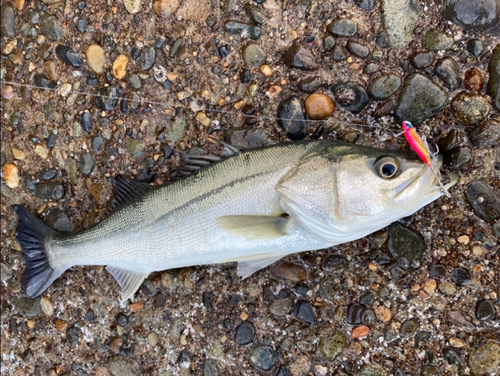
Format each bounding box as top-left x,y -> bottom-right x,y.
0,79 -> 391,132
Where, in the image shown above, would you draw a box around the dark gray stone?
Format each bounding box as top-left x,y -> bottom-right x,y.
235,322 -> 255,345
469,120 -> 500,148
45,209 -> 74,232
487,44 -> 500,111
293,300 -> 316,325
368,74 -> 401,100
139,46 -> 156,70
332,82 -> 368,113
95,87 -> 119,110
250,345 -> 276,371
421,30 -> 454,50
465,180 -> 500,222
81,111 -> 92,132
80,153 -> 94,175
355,0 -> 377,11
318,277 -> 341,301
410,52 -> 434,69
13,297 -> 41,318
451,267 -> 471,286
281,44 -> 317,71
475,299 -> 496,321
34,182 -> 65,201
394,73 -> 448,125
56,45 -> 83,68
1,4 -> 15,37
434,57 -> 461,89
346,40 -> 370,58
298,76 -> 322,93
40,15 -> 62,41
276,95 -> 308,140
224,20 -> 261,40
443,146 -> 472,170
327,19 -> 357,37
437,0 -> 499,30
467,38 -> 484,57
332,45 -> 348,61
387,222 -> 427,262
244,3 -> 266,24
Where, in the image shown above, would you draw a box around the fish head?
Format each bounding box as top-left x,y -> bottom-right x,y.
276,142 -> 457,244
332,144 -> 457,227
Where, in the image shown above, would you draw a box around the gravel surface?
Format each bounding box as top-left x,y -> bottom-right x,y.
1,0 -> 499,375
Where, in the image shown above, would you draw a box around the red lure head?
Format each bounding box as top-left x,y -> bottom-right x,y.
402,121 -> 413,131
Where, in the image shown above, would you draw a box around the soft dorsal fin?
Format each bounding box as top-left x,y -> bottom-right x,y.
106,266 -> 149,307
112,175 -> 155,210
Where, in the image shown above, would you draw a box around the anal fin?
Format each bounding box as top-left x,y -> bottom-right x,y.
237,254 -> 284,279
106,266 -> 148,306
216,215 -> 290,241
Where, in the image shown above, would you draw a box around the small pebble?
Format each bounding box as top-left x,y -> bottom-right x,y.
152,0 -> 179,17
319,331 -> 347,361
351,325 -> 370,339
235,322 -> 255,345
123,0 -> 141,14
4,163 -> 20,188
410,52 -> 434,69
86,44 -> 106,74
241,43 -> 267,66
346,40 -> 370,58
375,306 -> 392,322
269,298 -> 292,318
346,303 -> 366,325
14,297 -> 41,318
467,38 -> 483,57
281,43 -> 317,71
40,297 -> 54,316
250,345 -> 276,371
434,57 -> 461,90
113,55 -> 129,80
387,222 -> 426,263
107,355 -> 141,375
276,95 -> 308,140
55,45 -> 83,68
293,300 -> 316,325
469,119 -> 500,148
1,85 -> 14,99
327,19 -> 357,37
421,30 -> 454,51
475,299 -> 496,321
399,318 -> 420,337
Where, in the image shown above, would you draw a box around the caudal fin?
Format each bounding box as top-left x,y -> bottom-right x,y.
13,205 -> 65,298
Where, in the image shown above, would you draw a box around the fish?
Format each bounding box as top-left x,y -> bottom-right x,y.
13,139 -> 457,305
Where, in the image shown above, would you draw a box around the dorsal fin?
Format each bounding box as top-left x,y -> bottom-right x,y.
176,136 -> 244,179
112,175 -> 155,210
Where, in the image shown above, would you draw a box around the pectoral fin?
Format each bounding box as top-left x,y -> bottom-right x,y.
106,266 -> 148,306
216,215 -> 291,240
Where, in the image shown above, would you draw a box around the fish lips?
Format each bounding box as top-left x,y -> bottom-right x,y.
393,156 -> 457,205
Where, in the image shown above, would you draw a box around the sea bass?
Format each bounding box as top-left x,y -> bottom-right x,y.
14,140 -> 457,305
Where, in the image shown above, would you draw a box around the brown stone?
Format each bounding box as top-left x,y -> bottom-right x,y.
109,336 -> 123,354
269,262 -> 307,282
351,325 -> 370,339
44,60 -> 58,81
304,94 -> 335,120
152,0 -> 180,18
375,305 -> 392,322
4,163 -> 20,188
112,55 -> 129,80
464,67 -> 484,92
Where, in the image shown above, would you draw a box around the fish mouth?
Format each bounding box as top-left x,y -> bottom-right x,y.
394,157 -> 457,203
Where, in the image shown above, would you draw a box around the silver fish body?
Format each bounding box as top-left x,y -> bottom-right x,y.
14,140 -> 457,304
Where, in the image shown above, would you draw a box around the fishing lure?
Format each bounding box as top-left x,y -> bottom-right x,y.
401,121 -> 451,198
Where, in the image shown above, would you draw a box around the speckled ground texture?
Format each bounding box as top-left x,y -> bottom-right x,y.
1,0 -> 500,375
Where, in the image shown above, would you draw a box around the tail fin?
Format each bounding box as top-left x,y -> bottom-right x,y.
13,205 -> 65,298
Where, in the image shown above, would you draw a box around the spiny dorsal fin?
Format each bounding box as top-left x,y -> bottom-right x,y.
112,175 -> 155,210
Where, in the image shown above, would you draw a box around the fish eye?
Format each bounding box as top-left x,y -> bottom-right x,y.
374,156 -> 400,179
